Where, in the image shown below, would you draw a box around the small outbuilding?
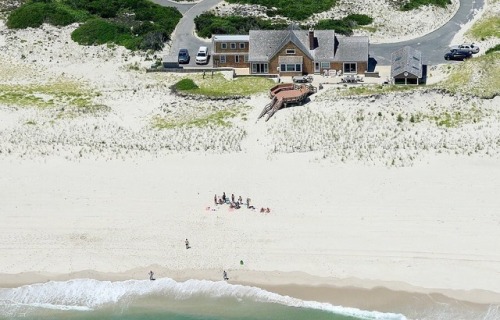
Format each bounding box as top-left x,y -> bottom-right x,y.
391,46 -> 423,85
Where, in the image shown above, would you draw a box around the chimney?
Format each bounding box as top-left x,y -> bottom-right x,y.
308,28 -> 315,50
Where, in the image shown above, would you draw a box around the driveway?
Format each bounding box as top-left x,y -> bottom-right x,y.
371,0 -> 485,65
157,0 -> 222,67
157,0 -> 485,66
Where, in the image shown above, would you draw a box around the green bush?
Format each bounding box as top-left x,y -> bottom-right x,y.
71,18 -> 123,45
225,0 -> 336,21
7,2 -> 49,28
7,2 -> 83,28
344,14 -> 373,26
400,0 -> 450,11
175,79 -> 199,91
485,44 -> 500,55
314,19 -> 353,35
195,13 -> 286,38
314,14 -> 374,35
7,0 -> 181,51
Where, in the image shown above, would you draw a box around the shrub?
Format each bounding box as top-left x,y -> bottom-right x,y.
314,19 -> 353,35
194,13 -> 285,38
7,2 -> 48,28
344,14 -> 373,26
485,44 -> 500,55
8,0 -> 181,51
400,0 -> 451,11
7,1 -> 84,28
225,0 -> 336,20
175,79 -> 199,91
71,18 -> 122,45
139,31 -> 166,51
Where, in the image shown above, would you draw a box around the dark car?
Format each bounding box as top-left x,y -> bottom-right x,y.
444,49 -> 472,61
178,49 -> 190,64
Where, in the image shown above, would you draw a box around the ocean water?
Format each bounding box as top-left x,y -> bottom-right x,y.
0,278 -> 406,320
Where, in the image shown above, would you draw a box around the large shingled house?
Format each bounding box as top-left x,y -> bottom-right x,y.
211,28 -> 369,76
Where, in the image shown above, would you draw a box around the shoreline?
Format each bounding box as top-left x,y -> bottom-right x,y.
1,268 -> 499,317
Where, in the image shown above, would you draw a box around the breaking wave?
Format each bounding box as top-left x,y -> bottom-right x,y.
0,278 -> 406,319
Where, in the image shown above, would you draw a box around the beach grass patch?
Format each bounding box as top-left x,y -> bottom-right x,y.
341,84 -> 416,96
467,16 -> 500,40
153,107 -> 246,129
437,52 -> 500,98
0,81 -> 100,111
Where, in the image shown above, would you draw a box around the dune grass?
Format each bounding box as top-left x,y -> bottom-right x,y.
467,15 -> 500,40
340,84 -> 417,96
153,105 -> 249,129
0,81 -> 99,109
437,52 -> 500,98
174,73 -> 275,97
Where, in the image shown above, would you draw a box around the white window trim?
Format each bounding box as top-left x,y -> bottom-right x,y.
286,49 -> 296,55
280,63 -> 302,72
239,43 -> 245,49
220,55 -> 226,63
235,55 -> 240,63
221,43 -> 227,49
230,43 -> 236,49
244,55 -> 248,62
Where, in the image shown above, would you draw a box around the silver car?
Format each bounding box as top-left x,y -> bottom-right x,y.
449,43 -> 480,54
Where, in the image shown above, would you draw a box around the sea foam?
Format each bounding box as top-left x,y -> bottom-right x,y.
0,278 -> 407,319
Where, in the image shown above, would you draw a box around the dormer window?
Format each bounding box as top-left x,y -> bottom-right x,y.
286,49 -> 296,55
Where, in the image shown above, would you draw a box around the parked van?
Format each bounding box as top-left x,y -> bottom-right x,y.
195,46 -> 209,64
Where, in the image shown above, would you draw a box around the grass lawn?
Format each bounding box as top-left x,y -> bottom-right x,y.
174,73 -> 275,97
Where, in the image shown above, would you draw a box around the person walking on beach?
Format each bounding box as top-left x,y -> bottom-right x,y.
214,194 -> 218,205
238,195 -> 243,204
231,194 -> 235,203
185,238 -> 190,249
222,192 -> 226,203
246,197 -> 250,207
223,270 -> 229,281
149,270 -> 155,281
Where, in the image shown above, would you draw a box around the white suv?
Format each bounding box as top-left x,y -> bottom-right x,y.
195,46 -> 209,64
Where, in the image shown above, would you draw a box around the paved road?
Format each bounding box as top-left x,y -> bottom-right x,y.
157,0 -> 485,66
371,0 -> 485,65
157,0 -> 222,67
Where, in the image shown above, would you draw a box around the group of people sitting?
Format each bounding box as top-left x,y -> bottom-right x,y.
212,192 -> 270,213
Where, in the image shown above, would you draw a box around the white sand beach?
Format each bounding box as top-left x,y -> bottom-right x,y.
1,0 -> 500,318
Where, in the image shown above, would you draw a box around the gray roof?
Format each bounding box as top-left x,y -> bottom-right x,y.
213,35 -> 249,42
248,29 -> 337,62
391,46 -> 423,78
333,36 -> 369,62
